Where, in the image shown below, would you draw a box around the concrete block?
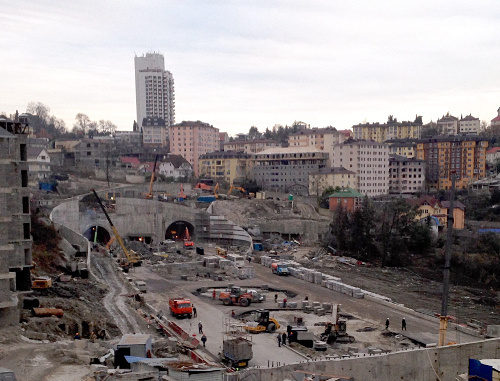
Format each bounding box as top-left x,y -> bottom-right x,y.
302,301 -> 310,309
312,302 -> 321,308
322,303 -> 333,312
315,308 -> 325,316
288,301 -> 298,308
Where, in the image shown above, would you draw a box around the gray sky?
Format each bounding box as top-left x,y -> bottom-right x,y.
1,0 -> 499,135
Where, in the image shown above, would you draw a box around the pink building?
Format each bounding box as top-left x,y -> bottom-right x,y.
169,121 -> 219,176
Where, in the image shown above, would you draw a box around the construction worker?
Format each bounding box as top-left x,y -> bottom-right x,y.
385,318 -> 390,330
282,332 -> 287,346
231,310 -> 236,318
90,331 -> 97,343
192,306 -> 197,318
402,318 -> 407,331
198,321 -> 203,334
274,294 -> 278,303
74,332 -> 81,340
283,297 -> 287,308
201,334 -> 207,347
277,333 -> 282,347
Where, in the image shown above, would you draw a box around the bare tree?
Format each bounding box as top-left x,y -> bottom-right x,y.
74,113 -> 91,135
26,102 -> 50,122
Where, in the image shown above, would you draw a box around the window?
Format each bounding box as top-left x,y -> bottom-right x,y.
24,223 -> 31,239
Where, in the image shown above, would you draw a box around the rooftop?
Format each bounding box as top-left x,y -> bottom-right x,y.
328,187 -> 364,198
314,166 -> 356,175
199,150 -> 251,159
256,146 -> 325,155
118,334 -> 151,346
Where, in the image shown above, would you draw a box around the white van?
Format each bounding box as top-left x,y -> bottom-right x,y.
134,281 -> 147,293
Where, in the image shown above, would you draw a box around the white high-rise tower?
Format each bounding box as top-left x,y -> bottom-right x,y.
134,52 -> 175,130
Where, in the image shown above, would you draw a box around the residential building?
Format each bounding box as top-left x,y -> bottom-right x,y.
459,114 -> 480,134
308,167 -> 357,196
73,138 -> 116,169
158,154 -> 193,180
386,139 -> 417,158
437,113 -> 459,136
169,121 -> 219,176
142,117 -> 167,147
415,135 -> 488,190
27,147 -> 51,185
198,151 -> 250,185
332,140 -> 390,196
134,52 -> 175,130
328,188 -> 364,212
486,147 -> 500,164
115,130 -> 143,146
219,132 -> 229,151
492,107 -> 500,127
223,138 -> 281,154
250,147 -> 328,195
407,195 -> 465,230
0,115 -> 33,325
353,120 -> 422,143
388,154 -> 425,195
288,126 -> 349,166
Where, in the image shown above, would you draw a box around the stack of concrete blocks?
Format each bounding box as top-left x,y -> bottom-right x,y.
322,303 -> 333,313
313,271 -> 322,284
238,266 -> 255,279
204,256 -> 220,269
315,307 -> 326,316
302,301 -> 312,313
288,301 -> 298,308
219,259 -> 231,269
260,255 -> 270,267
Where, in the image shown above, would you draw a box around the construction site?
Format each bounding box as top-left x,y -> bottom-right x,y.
0,131 -> 499,381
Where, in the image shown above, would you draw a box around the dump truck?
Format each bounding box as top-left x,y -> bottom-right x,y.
271,262 -> 290,276
221,337 -> 253,368
169,298 -> 193,318
219,286 -> 253,307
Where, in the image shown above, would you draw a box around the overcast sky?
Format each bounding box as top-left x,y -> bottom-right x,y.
1,0 -> 499,135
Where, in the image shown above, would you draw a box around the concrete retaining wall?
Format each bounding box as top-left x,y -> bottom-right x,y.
242,338 -> 500,381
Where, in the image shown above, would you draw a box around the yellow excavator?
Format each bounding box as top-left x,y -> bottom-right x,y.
92,189 -> 141,271
227,185 -> 253,198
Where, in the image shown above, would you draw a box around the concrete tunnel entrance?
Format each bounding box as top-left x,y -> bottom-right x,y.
165,221 -> 194,241
83,225 -> 111,245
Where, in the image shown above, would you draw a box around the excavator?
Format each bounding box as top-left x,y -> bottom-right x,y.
183,226 -> 194,248
92,189 -> 142,271
144,154 -> 159,199
227,185 -> 253,198
178,184 -> 186,200
213,183 -> 220,199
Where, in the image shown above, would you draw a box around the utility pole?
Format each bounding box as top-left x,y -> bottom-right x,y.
438,170 -> 456,347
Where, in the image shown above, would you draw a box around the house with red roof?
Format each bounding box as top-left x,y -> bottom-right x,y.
486,147 -> 500,164
119,157 -> 141,169
407,195 -> 465,229
491,107 -> 500,127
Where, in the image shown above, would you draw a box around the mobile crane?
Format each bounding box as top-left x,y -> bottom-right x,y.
92,189 -> 141,271
144,154 -> 159,199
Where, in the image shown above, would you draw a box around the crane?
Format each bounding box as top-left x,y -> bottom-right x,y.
213,183 -> 220,199
91,189 -> 141,270
144,154 -> 159,199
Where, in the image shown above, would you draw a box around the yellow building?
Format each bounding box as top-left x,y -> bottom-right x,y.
308,167 -> 357,196
408,195 -> 465,229
387,140 -> 417,158
198,151 -> 250,185
353,120 -> 422,143
415,135 -> 488,190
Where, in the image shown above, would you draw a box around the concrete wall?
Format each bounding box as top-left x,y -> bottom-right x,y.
50,197 -> 80,232
241,338 -> 500,381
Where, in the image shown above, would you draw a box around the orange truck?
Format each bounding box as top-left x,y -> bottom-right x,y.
169,298 -> 193,318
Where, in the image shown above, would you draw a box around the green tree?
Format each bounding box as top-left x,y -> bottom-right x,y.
331,205 -> 351,253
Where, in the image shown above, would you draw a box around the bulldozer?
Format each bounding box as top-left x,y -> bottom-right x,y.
244,309 -> 280,333
219,286 -> 254,307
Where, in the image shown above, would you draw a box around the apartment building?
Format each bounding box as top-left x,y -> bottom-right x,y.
27,147 -> 51,185
134,52 -> 175,130
387,139 -> 417,158
73,138 -> 116,169
115,130 -> 143,146
416,135 -> 488,190
219,132 -> 229,151
198,151 -> 250,185
308,167 -> 357,196
169,121 -> 219,176
142,117 -> 167,147
0,116 -> 33,325
459,114 -> 480,134
437,113 -> 459,136
223,138 -> 281,154
388,154 -> 425,195
353,120 -> 422,143
332,140 -> 389,196
250,147 -> 328,195
288,127 -> 349,167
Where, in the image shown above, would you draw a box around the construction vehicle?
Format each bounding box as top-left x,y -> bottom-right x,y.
216,247 -> 227,257
213,183 -> 220,199
219,286 -> 254,307
144,154 -> 159,199
169,298 -> 193,318
31,276 -> 52,292
92,189 -> 141,271
244,309 -> 280,333
183,227 -> 194,248
271,262 -> 290,276
227,185 -> 248,198
195,182 -> 213,192
319,305 -> 355,344
221,336 -> 253,368
178,183 -> 186,201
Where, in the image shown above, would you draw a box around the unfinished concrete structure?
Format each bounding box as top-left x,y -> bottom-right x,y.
0,115 -> 32,324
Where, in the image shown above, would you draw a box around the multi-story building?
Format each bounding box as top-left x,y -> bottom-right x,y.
27,147 -> 51,185
250,147 -> 328,195
115,130 -> 143,146
134,52 -> 175,130
0,115 -> 33,325
157,154 -> 193,180
416,135 -> 488,190
386,139 -> 417,158
459,114 -> 480,134
198,151 -> 250,185
353,120 -> 422,143
388,154 -> 425,195
223,138 -> 281,154
486,147 -> 500,164
328,188 -> 364,212
491,107 -> 500,127
169,121 -> 219,176
332,140 -> 389,196
437,113 -> 459,136
142,117 -> 167,147
73,138 -> 116,169
308,167 -> 357,196
288,127 -> 349,167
